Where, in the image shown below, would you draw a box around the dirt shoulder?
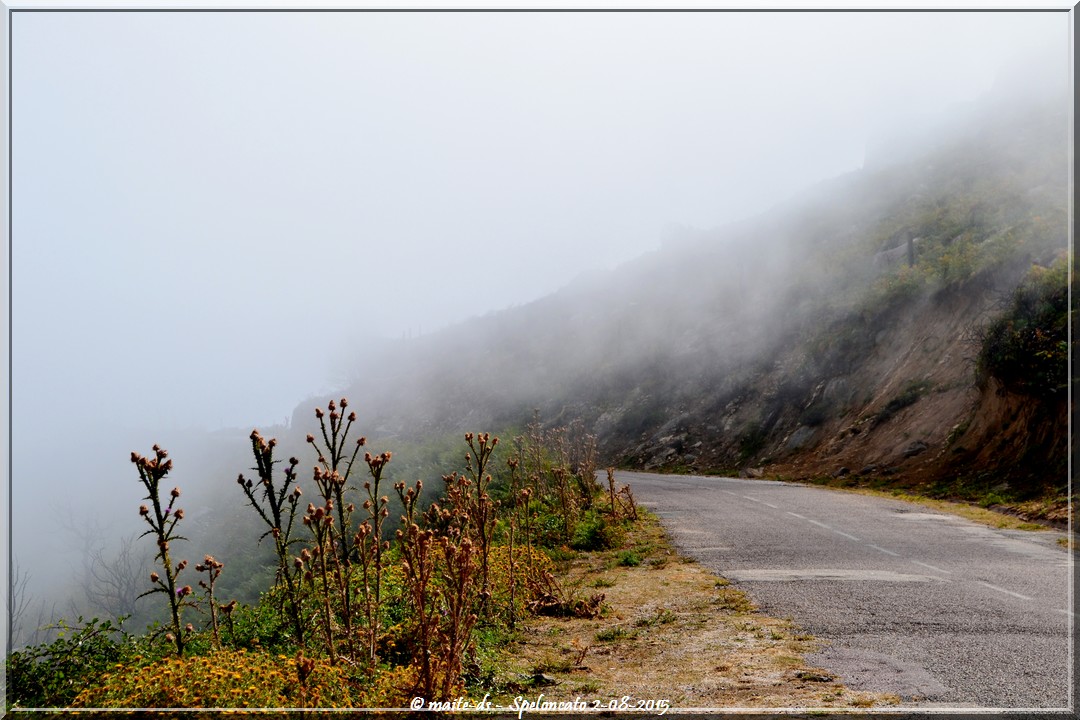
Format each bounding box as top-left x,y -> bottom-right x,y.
486,511 -> 899,711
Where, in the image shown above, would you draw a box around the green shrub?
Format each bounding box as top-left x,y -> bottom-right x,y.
616,551 -> 641,567
799,400 -> 831,427
570,510 -> 623,551
221,590 -> 298,653
873,379 -> 933,426
738,426 -> 767,462
978,259 -> 1068,398
8,617 -> 146,710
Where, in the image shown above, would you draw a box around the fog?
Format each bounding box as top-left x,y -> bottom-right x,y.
7,9 -> 1069,631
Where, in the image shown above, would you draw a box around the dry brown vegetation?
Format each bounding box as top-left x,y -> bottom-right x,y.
486,511 -> 899,710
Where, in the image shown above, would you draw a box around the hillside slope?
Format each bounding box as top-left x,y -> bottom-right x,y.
326,87 -> 1069,517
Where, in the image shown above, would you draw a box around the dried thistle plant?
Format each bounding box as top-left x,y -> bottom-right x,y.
395,521 -> 438,699
195,555 -> 224,649
132,445 -> 192,655
301,500 -> 340,664
236,430 -> 306,647
434,531 -> 479,699
306,397 -> 391,662
463,432 -> 498,616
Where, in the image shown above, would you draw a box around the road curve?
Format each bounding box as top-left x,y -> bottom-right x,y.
620,470 -> 1072,709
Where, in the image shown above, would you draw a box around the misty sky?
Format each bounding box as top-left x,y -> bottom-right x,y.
7,8 -> 1070,598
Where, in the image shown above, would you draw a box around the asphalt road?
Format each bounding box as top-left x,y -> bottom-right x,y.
620,470 -> 1072,709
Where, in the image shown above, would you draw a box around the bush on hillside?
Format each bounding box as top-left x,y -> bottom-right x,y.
977,259 -> 1068,398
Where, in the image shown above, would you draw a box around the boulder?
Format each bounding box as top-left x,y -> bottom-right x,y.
902,440 -> 928,458
785,425 -> 817,452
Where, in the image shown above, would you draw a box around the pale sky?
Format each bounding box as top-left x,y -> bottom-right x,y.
6,7 -> 1070,597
